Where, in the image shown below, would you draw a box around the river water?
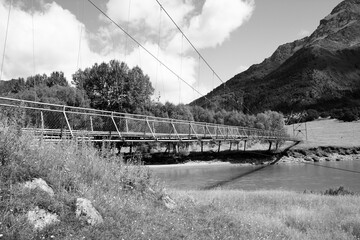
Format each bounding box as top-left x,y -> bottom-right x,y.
150,159 -> 360,193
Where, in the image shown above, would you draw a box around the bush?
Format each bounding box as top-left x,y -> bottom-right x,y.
338,109 -> 358,122
323,186 -> 355,196
330,109 -> 344,119
319,111 -> 329,118
305,109 -> 319,121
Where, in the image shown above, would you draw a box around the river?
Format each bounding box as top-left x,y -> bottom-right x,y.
150,159 -> 360,192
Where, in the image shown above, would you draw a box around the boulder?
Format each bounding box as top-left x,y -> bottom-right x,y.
23,178 -> 54,197
75,198 -> 103,225
27,207 -> 59,230
292,152 -> 303,159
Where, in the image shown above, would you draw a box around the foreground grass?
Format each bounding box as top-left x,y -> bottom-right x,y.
1,124 -> 360,239
171,190 -> 360,240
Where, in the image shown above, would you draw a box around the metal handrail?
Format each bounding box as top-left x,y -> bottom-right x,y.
0,96 -> 290,140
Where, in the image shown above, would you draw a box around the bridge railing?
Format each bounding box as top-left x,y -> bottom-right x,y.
0,97 -> 290,142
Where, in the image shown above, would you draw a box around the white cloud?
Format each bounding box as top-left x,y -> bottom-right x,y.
0,0 -> 104,82
104,0 -> 255,103
298,29 -> 310,37
184,0 -> 254,49
0,0 -> 255,104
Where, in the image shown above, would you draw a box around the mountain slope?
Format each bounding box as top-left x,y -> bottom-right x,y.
192,0 -> 360,113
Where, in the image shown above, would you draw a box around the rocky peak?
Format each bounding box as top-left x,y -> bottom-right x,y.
307,0 -> 360,49
330,0 -> 360,15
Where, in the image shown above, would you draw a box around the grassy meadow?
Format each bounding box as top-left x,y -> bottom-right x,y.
287,118 -> 360,148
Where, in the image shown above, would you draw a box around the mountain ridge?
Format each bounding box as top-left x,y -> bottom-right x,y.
192,0 -> 360,114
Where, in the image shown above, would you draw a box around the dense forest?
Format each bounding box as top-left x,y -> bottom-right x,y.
0,60 -> 285,132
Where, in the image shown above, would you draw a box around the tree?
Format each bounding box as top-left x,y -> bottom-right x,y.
190,106 -> 214,123
72,60 -> 154,113
25,74 -> 47,88
46,71 -> 68,87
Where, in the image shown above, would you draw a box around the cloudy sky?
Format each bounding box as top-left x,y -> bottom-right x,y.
0,0 -> 342,103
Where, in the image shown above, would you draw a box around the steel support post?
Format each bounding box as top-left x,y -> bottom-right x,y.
125,116 -> 129,133
268,141 -> 272,151
63,106 -> 73,138
171,120 -> 180,140
111,112 -> 122,138
146,117 -> 156,139
90,116 -> 94,132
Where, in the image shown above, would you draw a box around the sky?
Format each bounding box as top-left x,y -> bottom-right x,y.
0,0 -> 343,104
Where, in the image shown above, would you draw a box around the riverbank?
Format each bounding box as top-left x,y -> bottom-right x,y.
279,146 -> 360,164
144,149 -> 277,166
145,145 -> 360,167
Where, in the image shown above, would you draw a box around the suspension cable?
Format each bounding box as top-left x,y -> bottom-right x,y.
154,0 -> 225,86
179,34 -> 184,104
154,0 -> 251,112
124,0 -> 132,62
0,0 -> 13,81
31,0 -> 37,101
155,5 -> 162,92
86,0 -> 210,103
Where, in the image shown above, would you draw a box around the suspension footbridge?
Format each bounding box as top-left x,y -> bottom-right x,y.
0,97 -> 295,149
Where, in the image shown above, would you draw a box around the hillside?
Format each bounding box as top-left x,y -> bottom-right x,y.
192,0 -> 360,114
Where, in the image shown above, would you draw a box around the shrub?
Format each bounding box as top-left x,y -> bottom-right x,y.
338,109 -> 358,122
305,109 -> 319,121
323,186 -> 355,196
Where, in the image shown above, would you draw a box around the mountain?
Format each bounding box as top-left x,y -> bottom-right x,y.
191,0 -> 360,114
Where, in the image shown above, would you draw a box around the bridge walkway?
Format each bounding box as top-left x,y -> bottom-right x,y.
0,97 -> 294,145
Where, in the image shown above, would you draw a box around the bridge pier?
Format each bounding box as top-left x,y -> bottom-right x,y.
268,141 -> 273,151
244,140 -> 247,151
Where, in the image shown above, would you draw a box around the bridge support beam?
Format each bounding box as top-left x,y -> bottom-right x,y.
218,141 -> 221,153
244,140 -> 247,151
268,141 -> 273,151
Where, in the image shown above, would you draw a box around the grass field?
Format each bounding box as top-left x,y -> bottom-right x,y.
2,119 -> 360,239
287,119 -> 360,148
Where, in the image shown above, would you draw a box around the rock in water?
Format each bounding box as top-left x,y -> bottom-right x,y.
27,207 -> 59,230
23,178 -> 54,197
75,198 -> 103,225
